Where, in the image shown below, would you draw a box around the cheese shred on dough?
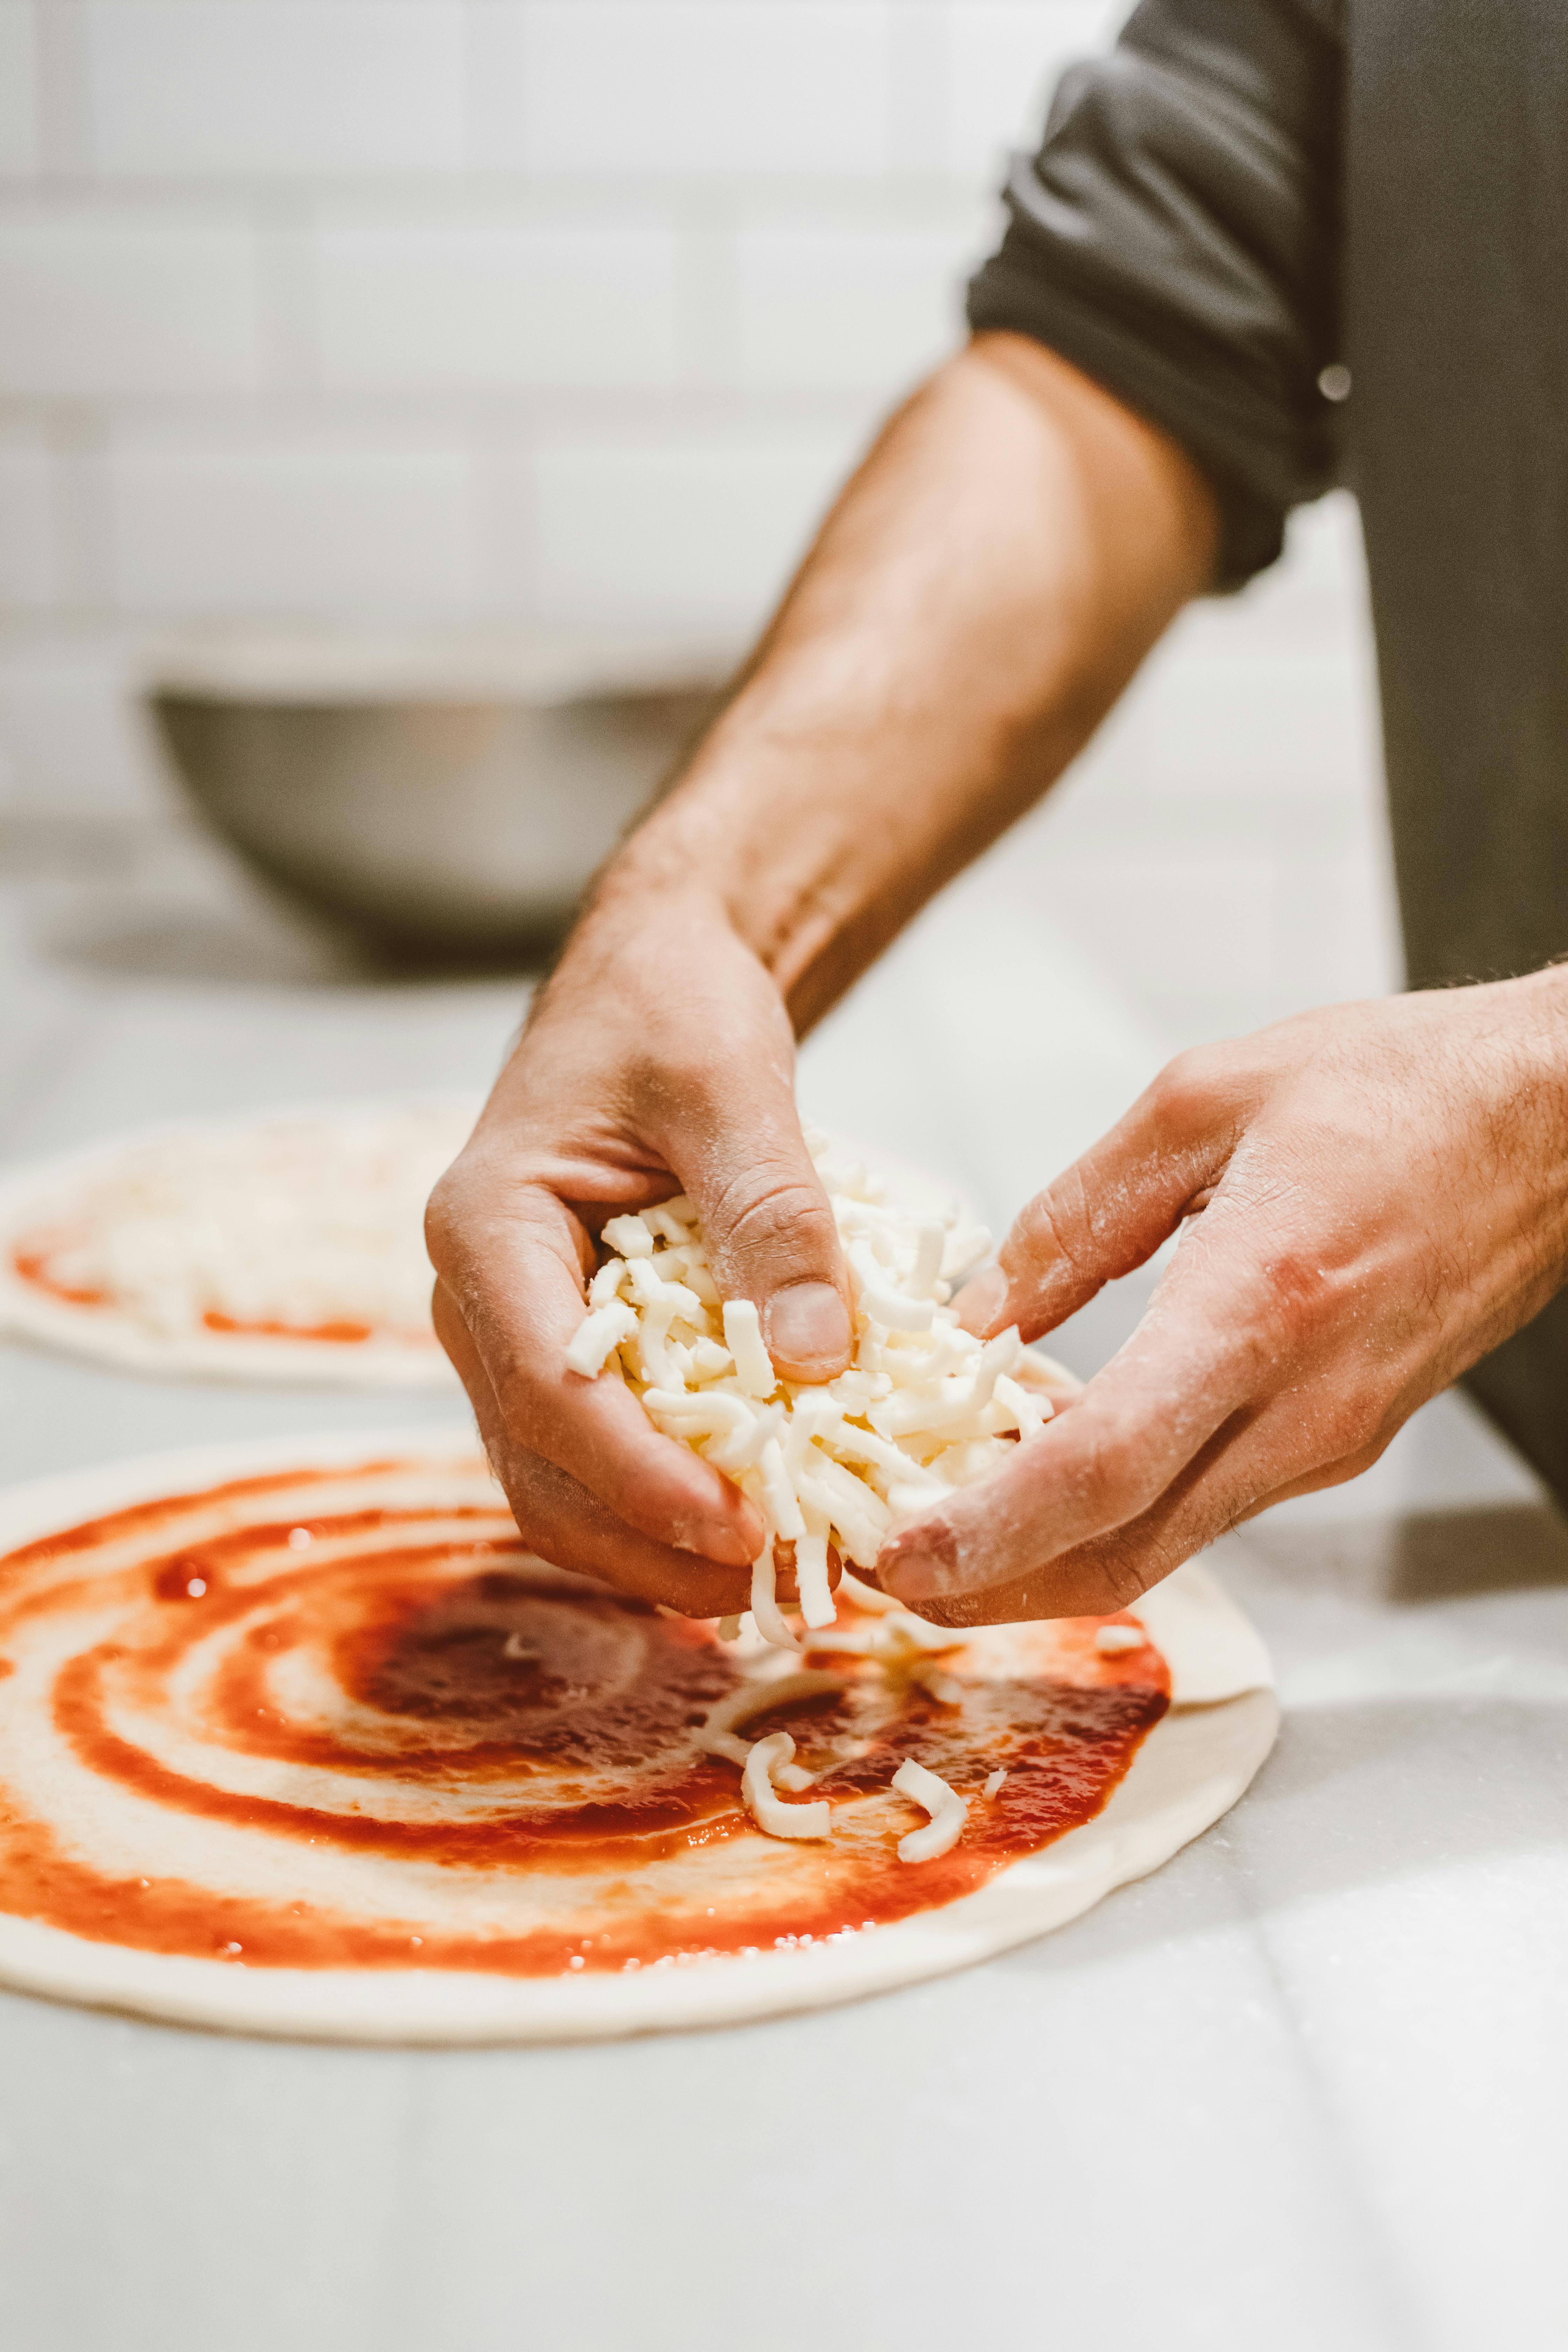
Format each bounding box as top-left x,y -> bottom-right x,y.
892,1759 -> 968,1862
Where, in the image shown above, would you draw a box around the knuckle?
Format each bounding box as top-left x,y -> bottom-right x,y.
421,1163 -> 468,1267
1071,1561 -> 1150,1616
1249,1244 -> 1332,1341
426,1147 -> 582,1294
1148,1045 -> 1228,1138
1011,1186 -> 1066,1265
898,1588 -> 993,1632
1063,1517 -> 1197,1612
1024,1533 -> 1153,1619
423,1146 -> 516,1266
1324,1426 -> 1395,1487
1006,1174 -> 1094,1294
712,1171 -> 837,1274
1316,1379 -> 1393,1463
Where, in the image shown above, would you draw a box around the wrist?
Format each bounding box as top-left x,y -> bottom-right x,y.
1510,965 -> 1568,1131
583,772 -> 853,1024
1499,962 -> 1568,1078
539,860 -> 780,1049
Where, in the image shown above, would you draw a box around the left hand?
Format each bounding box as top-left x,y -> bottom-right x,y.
876,974 -> 1568,1624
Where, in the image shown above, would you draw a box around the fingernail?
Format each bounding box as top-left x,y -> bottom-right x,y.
672,1516 -> 757,1568
881,1549 -> 942,1604
878,1515 -> 955,1604
764,1281 -> 851,1373
954,1263 -> 1008,1336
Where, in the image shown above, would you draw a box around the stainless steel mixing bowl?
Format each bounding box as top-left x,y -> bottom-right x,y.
146,634 -> 730,957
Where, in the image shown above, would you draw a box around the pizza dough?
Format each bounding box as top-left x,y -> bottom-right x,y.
0,1102 -> 474,1386
0,1431 -> 1276,2042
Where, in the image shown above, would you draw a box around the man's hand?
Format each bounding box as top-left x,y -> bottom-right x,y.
425,336 -> 1214,1611
425,892 -> 852,1616
878,975 -> 1568,1623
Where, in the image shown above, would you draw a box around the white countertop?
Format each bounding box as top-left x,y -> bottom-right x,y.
1,817 -> 1563,2352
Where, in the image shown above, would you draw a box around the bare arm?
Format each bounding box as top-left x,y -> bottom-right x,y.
425,334 -> 1218,1606
604,332 -> 1218,1032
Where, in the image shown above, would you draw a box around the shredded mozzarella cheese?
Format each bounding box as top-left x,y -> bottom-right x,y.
695,1669 -> 845,1768
741,1733 -> 833,1840
982,1768 -> 1008,1799
909,1661 -> 964,1706
15,1103 -> 472,1345
801,1610 -> 962,1673
566,1133 -> 1062,1648
563,1299 -> 637,1377
892,1758 -> 968,1862
1094,1623 -> 1147,1656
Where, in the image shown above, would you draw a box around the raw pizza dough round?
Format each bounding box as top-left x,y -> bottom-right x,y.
0,1430 -> 1276,2042
0,1103 -> 474,1387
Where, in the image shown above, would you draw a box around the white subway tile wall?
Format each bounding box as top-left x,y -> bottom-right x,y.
733,214 -> 975,391
314,213 -> 682,392
0,0 -> 1396,1045
530,416 -> 876,626
510,4 -> 895,180
0,427 -> 56,608
79,2 -> 470,178
105,429 -> 480,617
0,208 -> 264,396
943,1 -> 1117,173
0,2 -> 41,180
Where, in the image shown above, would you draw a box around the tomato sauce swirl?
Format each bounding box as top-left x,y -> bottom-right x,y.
0,1455 -> 1168,1977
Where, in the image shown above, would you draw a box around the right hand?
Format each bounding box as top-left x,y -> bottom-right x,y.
425,890 -> 854,1614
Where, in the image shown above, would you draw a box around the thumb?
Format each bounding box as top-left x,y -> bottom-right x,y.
955,1057 -> 1237,1343
666,1106 -> 852,1386
626,915 -> 853,1384
685,1121 -> 852,1381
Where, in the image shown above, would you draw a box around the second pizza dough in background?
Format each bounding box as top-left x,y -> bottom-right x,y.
0,1100 -> 475,1386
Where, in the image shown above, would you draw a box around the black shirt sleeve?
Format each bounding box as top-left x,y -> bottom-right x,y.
966,0 -> 1344,586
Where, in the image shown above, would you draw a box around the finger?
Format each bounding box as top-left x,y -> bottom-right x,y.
637,994 -> 852,1384
496,1447 -> 756,1618
427,1189 -> 763,1567
890,1408 -> 1260,1625
435,1279 -> 754,1615
878,1229 -> 1265,1608
954,1049 -> 1251,1343
893,1390 -> 1399,1627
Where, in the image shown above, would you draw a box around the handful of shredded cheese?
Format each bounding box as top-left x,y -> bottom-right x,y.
566,1132 -> 1072,1860
566,1132 -> 1061,1646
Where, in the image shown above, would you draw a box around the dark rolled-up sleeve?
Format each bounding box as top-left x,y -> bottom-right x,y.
967,0 -> 1344,586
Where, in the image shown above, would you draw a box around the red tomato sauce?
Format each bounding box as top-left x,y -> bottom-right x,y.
13,1239 -> 383,1344
201,1311 -> 375,1344
11,1243 -> 110,1310
0,1469 -> 1169,1977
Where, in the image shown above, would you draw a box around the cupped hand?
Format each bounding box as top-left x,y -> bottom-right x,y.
877,975 -> 1568,1624
425,890 -> 853,1614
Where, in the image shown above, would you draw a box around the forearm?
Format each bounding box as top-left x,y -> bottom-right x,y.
594,332 -> 1219,1033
